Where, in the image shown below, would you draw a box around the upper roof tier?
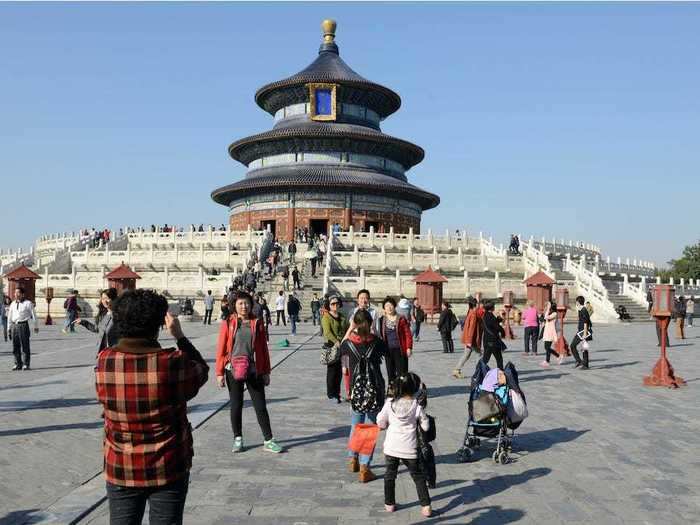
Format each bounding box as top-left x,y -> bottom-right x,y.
254,20 -> 402,119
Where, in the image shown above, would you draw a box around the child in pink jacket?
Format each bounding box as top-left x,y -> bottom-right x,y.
377,373 -> 432,517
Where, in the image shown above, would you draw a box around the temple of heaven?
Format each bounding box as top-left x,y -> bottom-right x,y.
211,19 -> 439,240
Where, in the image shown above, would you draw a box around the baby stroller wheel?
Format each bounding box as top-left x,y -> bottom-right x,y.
492,451 -> 500,463
498,451 -> 510,464
457,447 -> 473,463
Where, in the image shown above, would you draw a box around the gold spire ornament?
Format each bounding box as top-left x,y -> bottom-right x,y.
322,19 -> 336,44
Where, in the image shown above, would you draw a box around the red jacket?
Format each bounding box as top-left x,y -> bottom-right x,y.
215,316 -> 271,377
376,315 -> 413,356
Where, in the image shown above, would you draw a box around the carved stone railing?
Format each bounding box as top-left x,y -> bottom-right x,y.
565,256 -> 618,321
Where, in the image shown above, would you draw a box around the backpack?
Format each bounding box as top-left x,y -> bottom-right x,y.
415,307 -> 426,323
449,312 -> 459,332
348,341 -> 383,414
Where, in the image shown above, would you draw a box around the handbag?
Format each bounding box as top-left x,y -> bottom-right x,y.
231,355 -> 252,381
347,423 -> 380,456
472,391 -> 501,422
320,342 -> 340,365
506,389 -> 529,423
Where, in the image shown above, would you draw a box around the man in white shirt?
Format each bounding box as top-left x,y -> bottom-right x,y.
8,287 -> 38,370
203,290 -> 215,325
275,290 -> 286,326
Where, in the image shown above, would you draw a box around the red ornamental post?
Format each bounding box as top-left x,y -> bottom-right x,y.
45,287 -> 54,325
644,285 -> 685,388
555,287 -> 570,356
502,290 -> 515,340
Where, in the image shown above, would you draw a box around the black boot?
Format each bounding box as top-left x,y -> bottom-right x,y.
581,350 -> 589,370
571,347 -> 582,367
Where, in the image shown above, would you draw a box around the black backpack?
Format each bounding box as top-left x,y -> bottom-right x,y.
415,307 -> 426,323
449,311 -> 459,331
348,341 -> 384,413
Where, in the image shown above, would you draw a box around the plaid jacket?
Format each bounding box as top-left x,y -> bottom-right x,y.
95,337 -> 209,487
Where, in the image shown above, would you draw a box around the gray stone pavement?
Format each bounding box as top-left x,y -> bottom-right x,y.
2,319 -> 700,524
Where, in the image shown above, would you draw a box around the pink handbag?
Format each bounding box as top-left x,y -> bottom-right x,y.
231,355 -> 251,381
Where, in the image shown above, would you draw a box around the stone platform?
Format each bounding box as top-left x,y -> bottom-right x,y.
1,320 -> 698,524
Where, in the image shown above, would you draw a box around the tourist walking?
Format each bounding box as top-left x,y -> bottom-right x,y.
215,292 -> 283,454
340,309 -> 387,483
377,373 -> 432,517
375,297 -> 412,384
275,291 -> 286,326
437,301 -> 457,353
288,240 -> 297,264
412,298 -> 425,342
281,266 -> 290,291
74,288 -> 119,353
675,296 -> 686,339
522,300 -> 539,356
62,290 -> 81,334
570,295 -> 593,369
1,295 -> 8,342
203,290 -> 215,325
287,292 -> 301,335
687,297 -> 695,327
453,296 -> 482,379
8,287 -> 38,370
292,266 -> 301,290
540,300 -> 561,367
481,302 -> 505,370
647,289 -> 654,318
95,290 -> 209,525
310,294 -> 321,326
321,295 -> 348,403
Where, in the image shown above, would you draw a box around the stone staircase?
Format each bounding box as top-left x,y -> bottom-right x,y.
548,256 -> 576,283
601,279 -> 650,322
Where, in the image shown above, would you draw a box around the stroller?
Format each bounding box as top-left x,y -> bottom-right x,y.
456,360 -> 527,465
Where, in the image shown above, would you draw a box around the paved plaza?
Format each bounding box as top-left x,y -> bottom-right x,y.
1,319 -> 699,524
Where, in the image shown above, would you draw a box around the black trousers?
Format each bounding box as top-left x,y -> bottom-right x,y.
225,370 -> 273,441
384,455 -> 431,507
482,343 -> 503,370
203,309 -> 212,325
385,346 -> 408,384
2,316 -> 7,341
310,258 -> 317,277
326,360 -> 342,400
106,474 -> 189,525
12,322 -> 31,367
440,332 -> 454,353
524,326 -> 539,354
544,341 -> 559,363
276,310 -> 286,326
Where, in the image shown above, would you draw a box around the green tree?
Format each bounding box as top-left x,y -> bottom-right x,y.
662,241 -> 700,280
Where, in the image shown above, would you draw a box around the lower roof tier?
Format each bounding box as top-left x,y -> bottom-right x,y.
211,165 -> 440,211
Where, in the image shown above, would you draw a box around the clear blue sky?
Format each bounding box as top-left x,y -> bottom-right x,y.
2,2 -> 698,266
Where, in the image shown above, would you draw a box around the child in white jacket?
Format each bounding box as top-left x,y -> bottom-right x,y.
377,373 -> 432,517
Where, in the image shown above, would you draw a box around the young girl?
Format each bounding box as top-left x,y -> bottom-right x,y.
540,300 -> 562,367
377,373 -> 432,517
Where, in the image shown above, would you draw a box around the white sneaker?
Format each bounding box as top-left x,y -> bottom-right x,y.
22,365 -> 30,370
232,436 -> 243,453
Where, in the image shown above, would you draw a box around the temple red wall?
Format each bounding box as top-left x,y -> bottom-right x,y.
229,207 -> 420,240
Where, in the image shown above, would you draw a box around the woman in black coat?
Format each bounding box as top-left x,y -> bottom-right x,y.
481,302 -> 505,369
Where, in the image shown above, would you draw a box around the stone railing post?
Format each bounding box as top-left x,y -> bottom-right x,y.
348,225 -> 354,244
353,244 -> 360,268
71,265 -> 77,290
198,267 -> 204,291
199,243 -> 204,265
150,243 -> 155,265
656,276 -> 661,284
427,228 -> 433,248
407,246 -> 414,270
380,245 -> 387,270
494,271 -> 501,296
208,225 -> 213,242
457,246 -> 464,270
396,269 -> 401,292
504,251 -> 510,272
433,246 -> 439,269
408,227 -> 414,249
163,266 -> 169,291
226,242 -> 231,266
446,229 -> 451,249
389,226 -> 395,249
464,270 -> 470,294
360,268 -> 366,289
369,225 -> 375,244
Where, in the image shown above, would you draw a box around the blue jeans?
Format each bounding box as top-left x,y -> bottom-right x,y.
290,314 -> 298,335
687,314 -> 694,327
64,310 -> 76,332
312,311 -> 320,326
347,410 -> 377,466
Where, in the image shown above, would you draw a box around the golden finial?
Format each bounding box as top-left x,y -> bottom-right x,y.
322,19 -> 337,44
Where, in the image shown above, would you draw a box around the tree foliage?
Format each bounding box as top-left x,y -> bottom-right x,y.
660,241 -> 700,281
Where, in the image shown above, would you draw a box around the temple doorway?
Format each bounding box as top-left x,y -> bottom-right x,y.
309,219 -> 328,238
261,220 -> 276,238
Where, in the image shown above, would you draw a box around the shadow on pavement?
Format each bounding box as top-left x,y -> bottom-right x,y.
278,425 -> 351,450
0,380 -> 67,391
427,385 -> 467,399
593,361 -> 640,370
0,420 -> 103,437
0,508 -> 42,525
0,397 -> 98,412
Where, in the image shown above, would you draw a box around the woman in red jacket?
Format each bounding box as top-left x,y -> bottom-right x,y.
374,296 -> 413,384
215,291 -> 283,454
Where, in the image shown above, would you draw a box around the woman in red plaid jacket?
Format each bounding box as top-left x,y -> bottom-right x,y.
215,291 -> 284,454
95,289 -> 209,525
